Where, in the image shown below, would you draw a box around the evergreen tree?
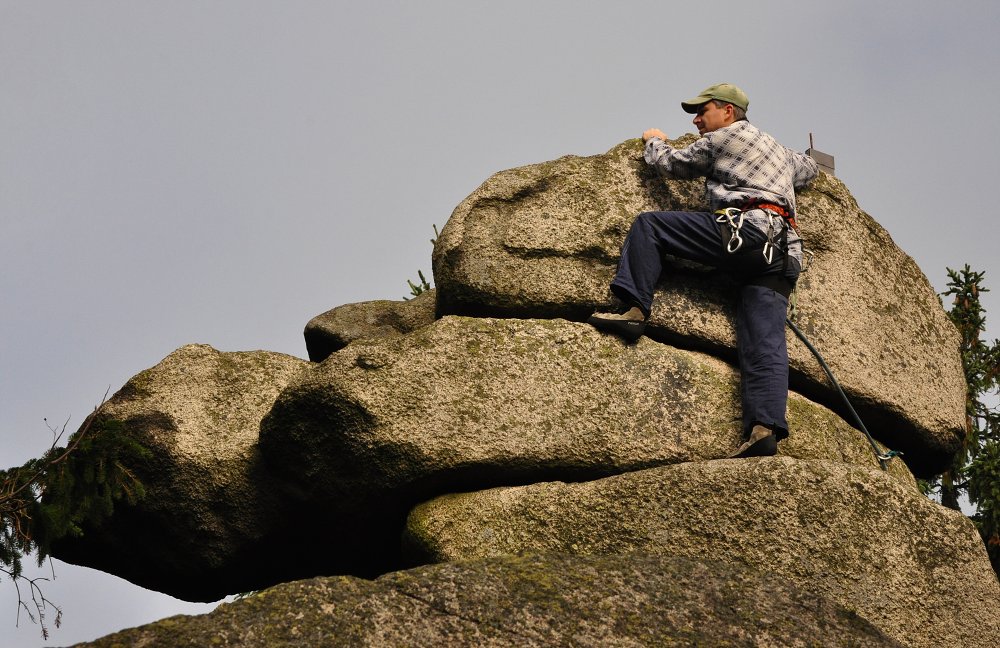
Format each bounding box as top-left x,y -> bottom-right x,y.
0,409 -> 148,639
931,265 -> 1000,572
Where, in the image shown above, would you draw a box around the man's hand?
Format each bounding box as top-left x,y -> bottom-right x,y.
643,128 -> 668,142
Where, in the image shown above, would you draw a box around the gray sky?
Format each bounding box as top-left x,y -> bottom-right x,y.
3,1 -> 998,645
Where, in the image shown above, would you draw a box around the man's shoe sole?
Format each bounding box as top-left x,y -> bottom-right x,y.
587,314 -> 646,342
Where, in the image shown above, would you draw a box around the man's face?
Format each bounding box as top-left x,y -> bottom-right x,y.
692,101 -> 731,135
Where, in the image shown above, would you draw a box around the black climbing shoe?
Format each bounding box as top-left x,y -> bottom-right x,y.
729,425 -> 778,458
587,306 -> 647,342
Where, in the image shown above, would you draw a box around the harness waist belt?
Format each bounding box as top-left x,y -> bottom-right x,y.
742,201 -> 788,216
738,200 -> 798,231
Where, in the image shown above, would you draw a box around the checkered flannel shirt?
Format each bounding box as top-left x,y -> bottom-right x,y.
644,121 -> 818,264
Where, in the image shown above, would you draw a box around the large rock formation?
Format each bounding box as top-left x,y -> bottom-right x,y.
266,316 -> 919,497
76,553 -> 904,648
256,315 -> 916,579
304,288 -> 436,362
404,458 -> 1000,648
45,140 -> 997,647
52,344 -> 310,601
432,138 -> 965,476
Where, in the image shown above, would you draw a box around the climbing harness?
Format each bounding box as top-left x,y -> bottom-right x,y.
715,203 -> 791,266
786,262 -> 902,471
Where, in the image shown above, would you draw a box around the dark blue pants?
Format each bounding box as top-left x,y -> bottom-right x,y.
610,211 -> 799,440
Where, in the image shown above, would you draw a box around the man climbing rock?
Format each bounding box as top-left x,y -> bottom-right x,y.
588,83 -> 818,458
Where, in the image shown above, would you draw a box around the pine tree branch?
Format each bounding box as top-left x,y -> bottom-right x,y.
1,389 -> 146,641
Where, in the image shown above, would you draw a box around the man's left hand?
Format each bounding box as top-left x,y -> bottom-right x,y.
643,128 -> 668,142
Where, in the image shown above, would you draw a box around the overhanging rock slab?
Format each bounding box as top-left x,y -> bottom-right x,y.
51,344 -> 311,601
261,316 -> 914,576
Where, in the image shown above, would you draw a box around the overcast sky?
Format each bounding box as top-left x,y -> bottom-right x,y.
3,1 -> 998,645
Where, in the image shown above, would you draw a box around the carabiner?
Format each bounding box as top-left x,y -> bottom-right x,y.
728,231 -> 744,253
800,248 -> 815,273
761,211 -> 781,264
762,241 -> 775,264
717,207 -> 744,227
716,208 -> 745,254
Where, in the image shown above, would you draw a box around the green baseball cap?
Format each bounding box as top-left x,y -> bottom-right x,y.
681,83 -> 749,113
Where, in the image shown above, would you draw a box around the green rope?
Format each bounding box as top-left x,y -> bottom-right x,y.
785,315 -> 901,470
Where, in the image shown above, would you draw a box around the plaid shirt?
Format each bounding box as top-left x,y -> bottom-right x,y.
644,120 -> 817,217
644,121 -> 818,264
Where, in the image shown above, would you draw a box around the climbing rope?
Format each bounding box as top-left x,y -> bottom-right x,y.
717,209 -> 900,470
785,305 -> 901,471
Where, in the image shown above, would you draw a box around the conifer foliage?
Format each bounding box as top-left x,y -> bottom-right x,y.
0,406 -> 149,639
403,224 -> 438,300
933,265 -> 1000,572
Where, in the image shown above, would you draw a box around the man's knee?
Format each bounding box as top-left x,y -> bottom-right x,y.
630,211 -> 659,234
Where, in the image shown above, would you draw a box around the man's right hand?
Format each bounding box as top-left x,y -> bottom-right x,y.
642,128 -> 668,142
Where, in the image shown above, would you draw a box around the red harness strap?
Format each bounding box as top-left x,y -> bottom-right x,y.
742,200 -> 798,231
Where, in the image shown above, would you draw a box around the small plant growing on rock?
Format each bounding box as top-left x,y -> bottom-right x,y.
404,224 -> 438,300
406,269 -> 432,299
